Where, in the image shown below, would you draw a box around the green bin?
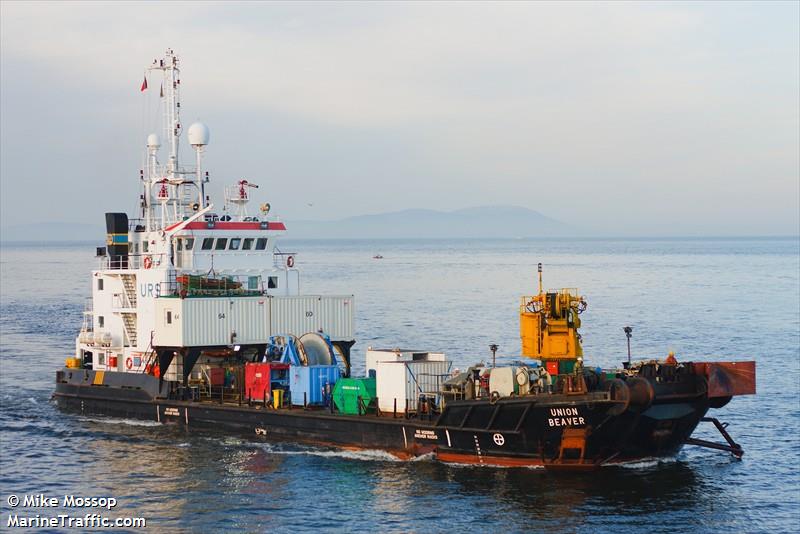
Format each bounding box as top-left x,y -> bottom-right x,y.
333,378 -> 376,415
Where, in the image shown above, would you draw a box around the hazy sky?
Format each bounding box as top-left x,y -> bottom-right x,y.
1,1 -> 798,236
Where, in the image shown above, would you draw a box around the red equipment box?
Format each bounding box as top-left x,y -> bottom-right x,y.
245,362 -> 290,401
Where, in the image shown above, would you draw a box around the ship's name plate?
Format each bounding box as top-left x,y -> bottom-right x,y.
414,429 -> 438,440
547,407 -> 585,427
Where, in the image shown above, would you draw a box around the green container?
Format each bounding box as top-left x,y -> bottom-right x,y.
333,378 -> 376,415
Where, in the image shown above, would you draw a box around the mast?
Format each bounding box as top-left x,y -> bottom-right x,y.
148,49 -> 182,177
141,50 -> 210,232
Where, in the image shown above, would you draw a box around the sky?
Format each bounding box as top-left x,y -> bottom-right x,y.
1,1 -> 798,236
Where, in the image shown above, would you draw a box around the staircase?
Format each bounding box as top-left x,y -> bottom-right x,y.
121,274 -> 137,307
121,312 -> 137,347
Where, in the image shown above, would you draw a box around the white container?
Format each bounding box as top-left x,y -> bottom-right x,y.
376,360 -> 451,413
270,295 -> 354,340
154,294 -> 353,347
154,296 -> 270,347
365,349 -> 446,377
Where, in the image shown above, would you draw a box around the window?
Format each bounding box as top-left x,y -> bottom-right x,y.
255,238 -> 268,250
166,311 -> 172,325
176,239 -> 183,251
143,241 -> 149,252
215,238 -> 228,250
98,353 -> 105,365
201,238 -> 214,250
133,243 -> 138,254
98,316 -> 105,328
185,238 -> 194,250
229,238 -> 241,250
97,278 -> 104,291
242,238 -> 254,250
268,276 -> 278,289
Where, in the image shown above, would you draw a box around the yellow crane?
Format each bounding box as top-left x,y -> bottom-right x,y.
520,264 -> 586,374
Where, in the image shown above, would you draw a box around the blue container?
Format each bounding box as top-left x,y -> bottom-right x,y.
289,365 -> 340,406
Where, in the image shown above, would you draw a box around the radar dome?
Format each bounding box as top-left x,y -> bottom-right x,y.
188,122 -> 210,147
146,133 -> 160,148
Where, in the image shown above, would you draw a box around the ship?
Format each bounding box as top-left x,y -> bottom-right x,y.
53,50 -> 756,469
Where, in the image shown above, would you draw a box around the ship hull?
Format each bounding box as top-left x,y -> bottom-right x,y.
54,369 -> 710,468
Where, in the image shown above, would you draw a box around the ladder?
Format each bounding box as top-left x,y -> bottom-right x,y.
121,312 -> 137,347
121,274 -> 137,307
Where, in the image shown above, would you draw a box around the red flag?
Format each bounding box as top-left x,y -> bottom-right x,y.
140,75 -> 148,92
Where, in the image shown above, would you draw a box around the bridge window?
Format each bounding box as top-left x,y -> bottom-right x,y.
242,238 -> 254,250
268,276 -> 278,289
229,238 -> 241,250
201,238 -> 214,250
255,238 -> 268,250
215,238 -> 228,250
185,238 -> 194,250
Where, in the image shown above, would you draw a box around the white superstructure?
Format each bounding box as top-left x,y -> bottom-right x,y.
74,49 -> 354,376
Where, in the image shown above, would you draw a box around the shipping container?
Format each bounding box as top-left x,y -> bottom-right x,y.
289,365 -> 340,406
154,296 -> 270,346
375,360 -> 451,413
271,295 -> 354,340
366,349 -> 446,377
154,295 -> 353,347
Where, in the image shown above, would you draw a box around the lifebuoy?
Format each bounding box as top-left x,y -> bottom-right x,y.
126,357 -> 133,370
143,257 -> 153,269
286,255 -> 295,268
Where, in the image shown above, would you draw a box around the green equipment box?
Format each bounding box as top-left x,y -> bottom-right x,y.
333,378 -> 376,415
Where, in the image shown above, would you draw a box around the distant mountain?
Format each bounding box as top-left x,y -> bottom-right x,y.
286,205 -> 574,238
0,206 -> 573,242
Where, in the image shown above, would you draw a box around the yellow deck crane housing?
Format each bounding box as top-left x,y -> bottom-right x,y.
520,264 -> 587,374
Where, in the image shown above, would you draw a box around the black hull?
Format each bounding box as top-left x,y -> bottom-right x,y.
54,369 -> 712,468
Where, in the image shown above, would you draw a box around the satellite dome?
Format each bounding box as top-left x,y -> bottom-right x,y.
146,133 -> 160,148
188,122 -> 210,147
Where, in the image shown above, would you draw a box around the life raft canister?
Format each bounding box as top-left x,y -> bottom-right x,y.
126,357 -> 133,370
286,255 -> 295,268
143,256 -> 153,269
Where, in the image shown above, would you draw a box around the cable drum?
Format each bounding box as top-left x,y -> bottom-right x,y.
626,377 -> 655,412
604,378 -> 630,416
297,333 -> 334,366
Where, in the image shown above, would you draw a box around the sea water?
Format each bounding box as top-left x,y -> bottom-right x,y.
1,238 -> 798,532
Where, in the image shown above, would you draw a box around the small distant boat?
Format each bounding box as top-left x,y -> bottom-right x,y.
373,254 -> 384,259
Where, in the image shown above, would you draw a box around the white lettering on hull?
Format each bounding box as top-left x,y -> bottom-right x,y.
547,407 -> 586,427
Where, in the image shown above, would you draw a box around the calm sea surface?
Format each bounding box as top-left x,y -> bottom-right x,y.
1,238 -> 798,533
